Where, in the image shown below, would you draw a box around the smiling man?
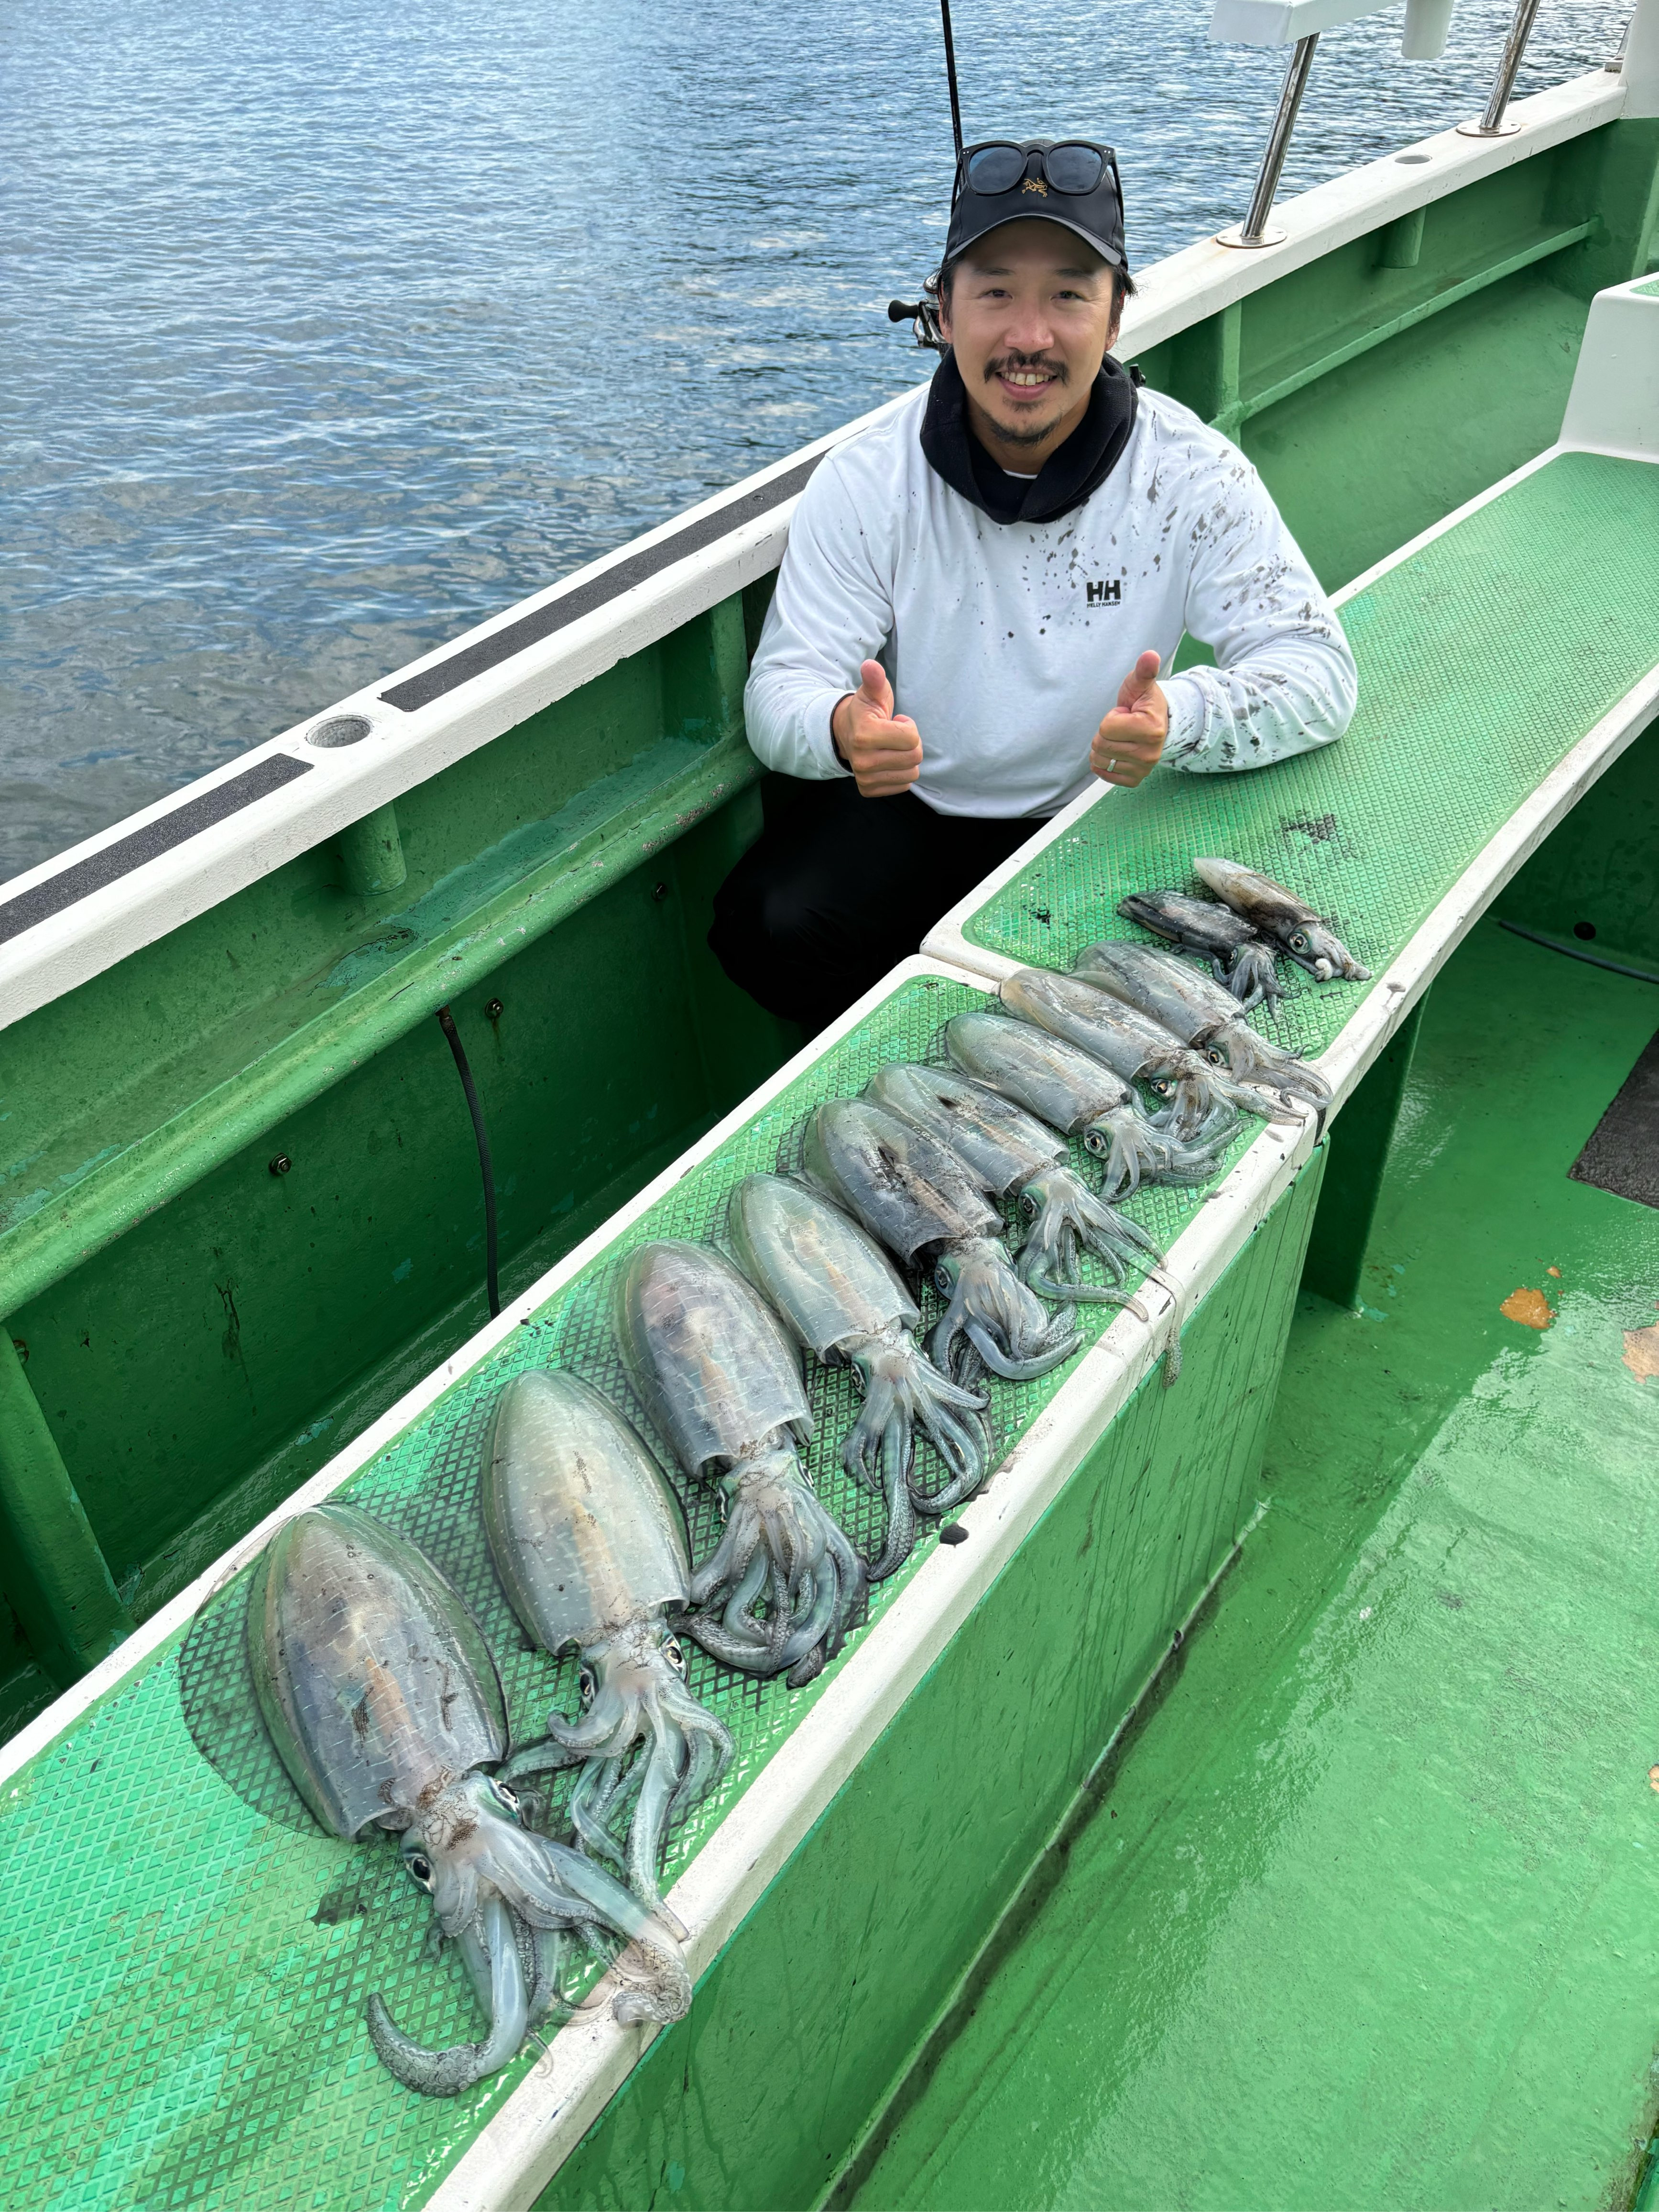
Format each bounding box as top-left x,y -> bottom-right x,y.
709,140 -> 1357,1032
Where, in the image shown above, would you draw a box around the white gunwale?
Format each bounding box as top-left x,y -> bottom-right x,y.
0,68 -> 1626,1033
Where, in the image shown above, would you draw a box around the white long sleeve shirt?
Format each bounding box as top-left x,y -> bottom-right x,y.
744,381 -> 1357,819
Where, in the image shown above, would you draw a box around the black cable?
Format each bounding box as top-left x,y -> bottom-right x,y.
1497,917 -> 1659,986
939,0 -> 964,158
436,1003 -> 501,1319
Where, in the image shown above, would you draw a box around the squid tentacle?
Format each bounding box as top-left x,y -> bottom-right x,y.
1225,941 -> 1284,1015
367,1892 -> 530,2098
679,1450 -> 864,1681
843,1333 -> 990,1572
1212,1021 -> 1331,1110
926,1238 -> 1081,1385
492,1819 -> 690,2027
1083,1105 -> 1230,1201
909,1390 -> 992,1516
1014,1166 -> 1164,1312
1149,1060 -> 1299,1143
858,1377 -> 917,1583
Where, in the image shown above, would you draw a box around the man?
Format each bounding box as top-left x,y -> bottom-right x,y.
709,140 -> 1357,1033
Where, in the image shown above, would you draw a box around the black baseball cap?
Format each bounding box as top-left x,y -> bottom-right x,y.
943,140 -> 1129,275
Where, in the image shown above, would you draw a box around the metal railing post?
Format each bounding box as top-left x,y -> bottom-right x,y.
1457,0 -> 1545,134
1218,34 -> 1321,248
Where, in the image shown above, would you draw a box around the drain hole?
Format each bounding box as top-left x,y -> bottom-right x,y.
307,713 -> 373,749
1395,153 -> 1431,163
1574,921 -> 1598,940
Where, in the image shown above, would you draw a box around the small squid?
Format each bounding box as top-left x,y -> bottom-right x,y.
483,1369 -> 733,1917
1193,856 -> 1372,981
944,1011 -> 1228,1199
615,1239 -> 866,1688
865,1060 -> 1161,1308
1072,940 -> 1331,1112
1000,966 -> 1288,1144
1116,890 -> 1284,1014
803,1096 -> 1080,1385
730,1172 -> 989,1579
249,1502 -> 689,2097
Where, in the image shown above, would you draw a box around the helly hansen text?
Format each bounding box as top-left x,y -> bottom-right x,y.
1085,579 -> 1122,605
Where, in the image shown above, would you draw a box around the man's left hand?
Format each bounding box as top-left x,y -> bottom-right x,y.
1091,650 -> 1168,788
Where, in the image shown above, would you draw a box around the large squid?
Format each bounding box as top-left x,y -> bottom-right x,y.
803,1096 -> 1080,1384
944,1010 -> 1229,1199
999,966 -> 1289,1143
1072,939 -> 1331,1112
730,1172 -> 989,1580
249,1502 -> 689,2096
865,1060 -> 1161,1308
484,1369 -> 733,1918
615,1239 -> 866,1688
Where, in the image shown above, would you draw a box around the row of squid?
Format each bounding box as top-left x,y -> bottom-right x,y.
235,858 -> 1366,2098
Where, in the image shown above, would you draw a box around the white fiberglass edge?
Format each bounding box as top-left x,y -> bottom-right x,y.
921,440 -> 1659,986
0,72 -> 1622,1034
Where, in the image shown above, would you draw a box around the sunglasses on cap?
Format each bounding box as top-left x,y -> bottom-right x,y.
954,140 -> 1122,202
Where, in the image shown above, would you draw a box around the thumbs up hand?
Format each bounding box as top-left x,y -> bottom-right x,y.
831,660 -> 924,798
1091,650 -> 1169,789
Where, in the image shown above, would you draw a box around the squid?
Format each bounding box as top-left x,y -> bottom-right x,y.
803,1096 -> 1080,1385
865,1059 -> 1161,1308
999,966 -> 1291,1144
1072,939 -> 1331,1112
615,1238 -> 866,1688
1116,889 -> 1284,1015
1194,856 -> 1372,981
483,1369 -> 733,1918
944,1010 -> 1229,1199
729,1172 -> 989,1580
248,1502 -> 689,2097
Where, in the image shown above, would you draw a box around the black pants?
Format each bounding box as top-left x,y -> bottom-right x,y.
709,777 -> 1037,1034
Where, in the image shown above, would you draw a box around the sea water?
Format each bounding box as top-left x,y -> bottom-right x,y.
0,0 -> 1626,885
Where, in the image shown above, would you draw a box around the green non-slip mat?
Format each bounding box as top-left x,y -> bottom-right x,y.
962,451 -> 1659,1068
0,970 -> 1242,2212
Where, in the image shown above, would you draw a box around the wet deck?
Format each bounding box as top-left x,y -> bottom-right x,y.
847,914 -> 1659,2212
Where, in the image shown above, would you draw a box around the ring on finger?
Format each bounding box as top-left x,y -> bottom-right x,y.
1107,756 -> 1118,772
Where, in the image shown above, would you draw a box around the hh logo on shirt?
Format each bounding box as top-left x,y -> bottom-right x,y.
1085,579 -> 1122,606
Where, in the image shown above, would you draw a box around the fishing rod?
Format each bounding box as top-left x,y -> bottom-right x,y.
887,0 -> 959,350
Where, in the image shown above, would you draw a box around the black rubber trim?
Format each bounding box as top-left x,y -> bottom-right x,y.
380,451 -> 825,714
0,752 -> 314,948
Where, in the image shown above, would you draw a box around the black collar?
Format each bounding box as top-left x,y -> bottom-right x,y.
919,351 -> 1140,524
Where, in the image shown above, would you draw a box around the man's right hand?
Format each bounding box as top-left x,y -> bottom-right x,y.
831,660 -> 923,798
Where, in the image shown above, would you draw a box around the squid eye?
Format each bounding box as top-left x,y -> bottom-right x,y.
664,1636 -> 687,1677
492,1779 -> 521,1815
405,1852 -> 434,1892
1083,1130 -> 1107,1156
1206,1047 -> 1226,1067
1019,1192 -> 1039,1219
578,1666 -> 597,1708
1149,1078 -> 1174,1098
933,1263 -> 953,1295
1288,931 -> 1309,951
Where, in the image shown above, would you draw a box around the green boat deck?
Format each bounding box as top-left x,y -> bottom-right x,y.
845,915 -> 1659,2212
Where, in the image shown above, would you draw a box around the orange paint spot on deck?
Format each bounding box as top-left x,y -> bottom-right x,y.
1622,1306 -> 1659,1381
1500,1287 -> 1554,1330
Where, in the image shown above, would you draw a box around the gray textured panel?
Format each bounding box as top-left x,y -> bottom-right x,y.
0,752 -> 313,947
